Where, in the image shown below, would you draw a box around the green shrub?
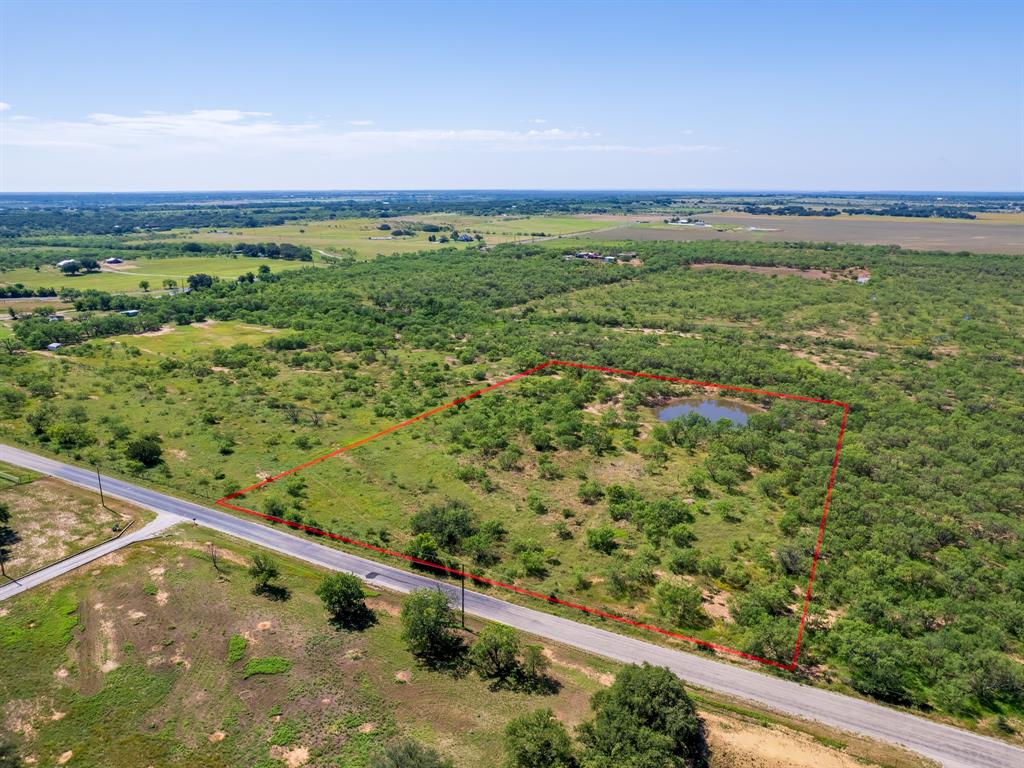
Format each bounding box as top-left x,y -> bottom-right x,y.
227,634 -> 247,664
242,656 -> 291,678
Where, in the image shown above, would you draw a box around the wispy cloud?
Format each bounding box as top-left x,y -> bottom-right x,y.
0,109 -> 723,157
0,102 -> 10,112
527,118 -> 547,124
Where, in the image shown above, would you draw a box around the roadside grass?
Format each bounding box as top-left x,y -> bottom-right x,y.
0,254 -> 320,293
0,460 -> 40,488
0,526 -> 935,768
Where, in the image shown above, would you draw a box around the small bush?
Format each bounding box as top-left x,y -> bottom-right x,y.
227,635 -> 247,664
242,656 -> 291,678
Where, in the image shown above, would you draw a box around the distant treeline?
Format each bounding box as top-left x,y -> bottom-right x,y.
0,193 -> 678,237
737,204 -> 977,219
232,242 -> 313,261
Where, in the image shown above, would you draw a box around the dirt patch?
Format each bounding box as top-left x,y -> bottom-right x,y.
0,477 -> 138,574
703,589 -> 733,622
394,670 -> 411,683
138,325 -> 176,337
194,319 -> 216,329
542,647 -> 614,686
357,722 -> 376,733
57,750 -> 73,765
269,745 -> 310,767
704,711 -> 865,767
366,598 -> 394,616
208,731 -> 225,743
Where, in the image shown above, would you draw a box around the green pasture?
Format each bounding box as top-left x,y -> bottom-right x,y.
0,255 -> 320,293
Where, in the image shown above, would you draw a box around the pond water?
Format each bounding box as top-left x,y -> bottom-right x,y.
656,398 -> 759,426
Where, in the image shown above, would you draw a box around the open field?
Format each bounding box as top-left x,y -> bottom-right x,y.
591,213 -> 1024,253
0,256 -> 321,293
0,472 -> 151,577
3,239 -> 1023,734
0,523 -> 933,768
108,319 -> 282,355
175,214 -> 625,259
0,321 -> 843,667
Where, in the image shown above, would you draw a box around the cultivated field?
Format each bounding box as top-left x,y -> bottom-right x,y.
591,212 -> 1024,254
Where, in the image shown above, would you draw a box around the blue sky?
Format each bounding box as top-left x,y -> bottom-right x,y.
1,0 -> 1021,192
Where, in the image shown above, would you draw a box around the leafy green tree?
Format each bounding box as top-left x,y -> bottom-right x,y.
411,500 -> 477,551
586,526 -> 617,554
59,260 -> 80,275
248,553 -> 280,594
370,739 -> 454,768
579,664 -> 709,768
503,709 -> 578,768
405,533 -> 442,568
0,735 -> 24,768
654,582 -> 709,629
316,572 -> 373,629
138,280 -> 150,292
470,624 -> 521,682
577,479 -> 604,504
400,588 -> 461,663
520,643 -> 549,683
125,432 -> 163,467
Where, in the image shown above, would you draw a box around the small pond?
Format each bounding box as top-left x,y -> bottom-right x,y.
656,397 -> 759,426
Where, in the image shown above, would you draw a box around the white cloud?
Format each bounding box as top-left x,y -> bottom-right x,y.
527,118 -> 547,124
0,102 -> 10,112
0,109 -> 724,162
681,128 -> 695,135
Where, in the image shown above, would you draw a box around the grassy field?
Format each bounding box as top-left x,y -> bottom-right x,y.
175,214 -> 622,260
107,319 -> 282,356
0,473 -> 151,577
0,320 -> 842,667
0,256 -> 321,293
0,522 -> 932,768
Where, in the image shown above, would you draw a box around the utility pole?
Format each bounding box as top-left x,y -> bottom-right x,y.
460,563 -> 466,629
95,464 -> 107,509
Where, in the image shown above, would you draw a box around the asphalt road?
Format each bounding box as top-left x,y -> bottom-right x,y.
2,443 -> 1021,768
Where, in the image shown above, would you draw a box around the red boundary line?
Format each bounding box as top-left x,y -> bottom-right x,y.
217,359 -> 848,672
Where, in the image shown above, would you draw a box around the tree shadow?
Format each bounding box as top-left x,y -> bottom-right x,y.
329,606 -> 378,632
253,583 -> 291,602
416,637 -> 470,677
0,527 -> 21,581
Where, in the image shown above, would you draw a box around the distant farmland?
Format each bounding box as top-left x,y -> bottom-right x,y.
591,212 -> 1024,254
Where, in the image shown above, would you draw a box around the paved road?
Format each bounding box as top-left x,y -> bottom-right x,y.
1,443 -> 1020,768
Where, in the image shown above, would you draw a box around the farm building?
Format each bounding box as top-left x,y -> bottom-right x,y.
119,309 -> 140,317
46,343 -> 62,351
105,257 -> 124,264
56,259 -> 77,268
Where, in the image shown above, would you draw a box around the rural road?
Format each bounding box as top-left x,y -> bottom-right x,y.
2,443 -> 1021,768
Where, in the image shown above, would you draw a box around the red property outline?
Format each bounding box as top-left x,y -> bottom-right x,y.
217,360 -> 849,672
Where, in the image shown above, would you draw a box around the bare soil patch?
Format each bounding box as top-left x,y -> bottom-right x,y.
0,477 -> 145,577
